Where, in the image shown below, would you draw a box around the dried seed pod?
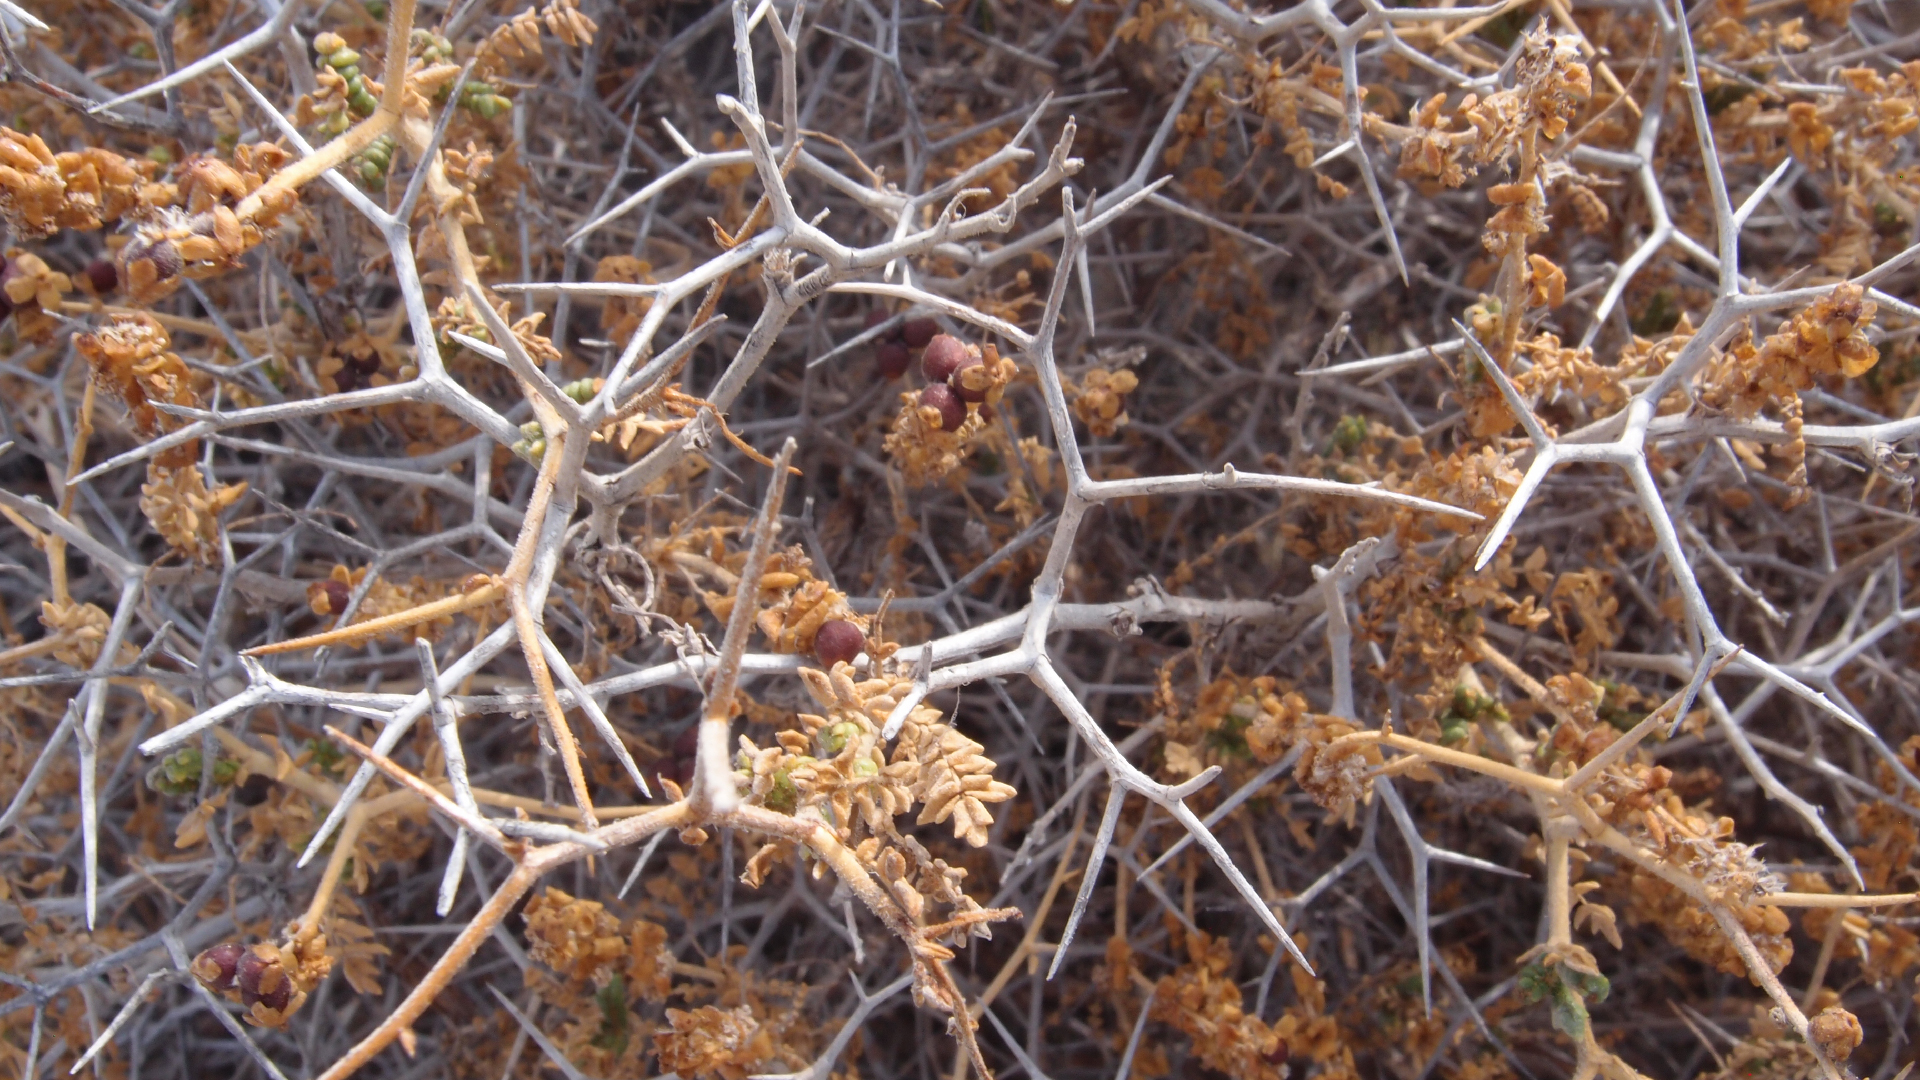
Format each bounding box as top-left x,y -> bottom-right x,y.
921,334 -> 969,384
877,340 -> 911,380
191,942 -> 247,992
1810,1006 -> 1862,1064
814,619 -> 866,666
920,382 -> 966,432
901,317 -> 938,348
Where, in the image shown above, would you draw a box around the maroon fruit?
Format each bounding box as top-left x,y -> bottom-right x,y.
877,340 -> 911,379
814,619 -> 866,666
921,382 -> 966,432
309,578 -> 351,616
921,334 -> 970,384
864,309 -> 890,332
191,942 -> 247,992
234,945 -> 287,1010
949,351 -> 987,401
244,976 -> 291,1015
901,318 -> 938,348
83,259 -> 118,296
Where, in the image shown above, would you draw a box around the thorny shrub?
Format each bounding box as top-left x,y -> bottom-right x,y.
4,0 -> 1920,1079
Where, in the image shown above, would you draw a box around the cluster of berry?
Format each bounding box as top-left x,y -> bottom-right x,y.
190,942 -> 297,1025
867,311 -> 939,379
867,311 -> 993,432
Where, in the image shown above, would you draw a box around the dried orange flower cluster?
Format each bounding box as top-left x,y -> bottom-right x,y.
0,127 -> 160,238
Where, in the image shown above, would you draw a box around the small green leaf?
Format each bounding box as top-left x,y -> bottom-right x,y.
1548,982 -> 1590,1040
591,973 -> 629,1055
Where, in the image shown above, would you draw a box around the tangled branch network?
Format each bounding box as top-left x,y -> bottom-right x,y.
7,0 -> 1920,1076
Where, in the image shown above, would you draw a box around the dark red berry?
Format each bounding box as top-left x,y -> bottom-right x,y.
978,402 -> 995,424
921,334 -> 970,384
949,351 -> 987,402
814,619 -> 866,667
1264,1041 -> 1289,1066
901,318 -> 938,348
310,578 -> 351,616
191,942 -> 246,992
877,340 -> 912,379
921,382 -> 966,432
243,976 -> 291,1015
864,309 -> 890,332
234,946 -> 285,1003
83,259 -> 118,295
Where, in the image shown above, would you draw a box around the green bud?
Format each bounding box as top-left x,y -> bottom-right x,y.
819,720 -> 863,755
513,421 -> 548,463
563,378 -> 598,404
146,748 -> 204,796
467,93 -> 511,119
363,0 -> 387,19
304,737 -> 346,775
326,48 -> 362,69
1331,414 -> 1369,453
765,769 -> 799,814
144,748 -> 238,795
412,29 -> 454,62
